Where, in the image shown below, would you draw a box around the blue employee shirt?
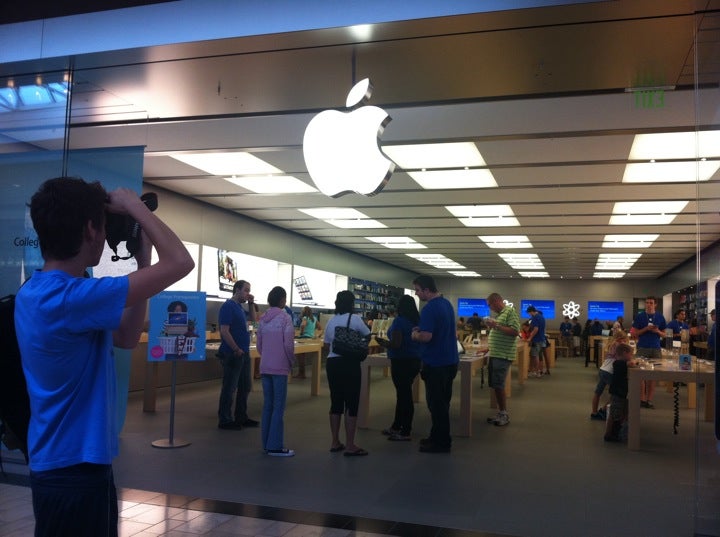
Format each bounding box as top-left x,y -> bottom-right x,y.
666,319 -> 688,339
15,270 -> 128,471
218,299 -> 250,354
559,321 -> 573,337
632,311 -> 667,349
530,313 -> 546,344
386,316 -> 421,360
417,296 -> 459,367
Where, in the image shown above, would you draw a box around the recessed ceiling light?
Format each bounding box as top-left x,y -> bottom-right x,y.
365,237 -> 427,249
384,142 -> 486,169
299,207 -> 386,229
479,235 -> 533,248
171,152 -> 281,175
624,131 -> 720,182
449,271 -> 481,277
407,169 -> 498,189
446,205 -> 520,227
518,271 -> 549,278
499,253 -> 545,270
225,175 -> 317,194
609,201 -> 688,225
593,272 -> 626,278
596,253 -> 641,270
602,234 -> 658,248
407,253 -> 465,269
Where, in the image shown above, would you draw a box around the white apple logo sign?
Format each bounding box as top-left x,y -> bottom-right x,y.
303,78 -> 394,197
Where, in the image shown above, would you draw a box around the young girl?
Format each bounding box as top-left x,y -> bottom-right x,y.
590,330 -> 629,420
257,286 -> 296,456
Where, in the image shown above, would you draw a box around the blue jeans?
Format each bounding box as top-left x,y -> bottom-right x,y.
261,374 -> 288,451
218,352 -> 252,425
422,363 -> 458,447
31,463 -> 117,537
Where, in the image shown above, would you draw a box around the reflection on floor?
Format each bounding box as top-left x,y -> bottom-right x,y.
1,355 -> 719,537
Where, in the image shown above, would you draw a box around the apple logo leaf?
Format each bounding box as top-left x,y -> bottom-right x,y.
303,78 -> 395,198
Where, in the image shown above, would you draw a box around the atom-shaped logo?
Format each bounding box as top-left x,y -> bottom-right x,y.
563,301 -> 581,319
503,299 -> 514,308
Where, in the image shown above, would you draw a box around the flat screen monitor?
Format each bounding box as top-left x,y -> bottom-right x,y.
457,298 -> 489,318
520,299 -> 555,320
588,300 -> 624,321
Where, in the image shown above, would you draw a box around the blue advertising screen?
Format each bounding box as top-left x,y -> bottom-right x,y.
520,299 -> 555,320
588,301 -> 624,321
457,298 -> 489,318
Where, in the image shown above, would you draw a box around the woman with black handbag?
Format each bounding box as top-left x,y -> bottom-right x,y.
322,290 -> 371,456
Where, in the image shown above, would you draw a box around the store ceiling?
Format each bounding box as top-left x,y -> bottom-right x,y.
4,0 -> 720,280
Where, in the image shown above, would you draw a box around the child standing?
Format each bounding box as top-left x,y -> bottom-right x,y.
604,343 -> 635,442
590,330 -> 629,420
257,286 -> 296,456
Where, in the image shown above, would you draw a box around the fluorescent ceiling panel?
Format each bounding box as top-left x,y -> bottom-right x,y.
624,131 -> 720,182
446,205 -> 520,227
479,235 -> 533,248
225,175 -> 317,193
602,234 -> 658,248
448,271 -> 481,277
408,169 -> 498,189
407,253 -> 465,269
499,253 -> 545,269
609,201 -> 688,225
518,271 -> 549,278
593,272 -> 625,278
365,237 -> 427,249
596,253 -> 641,270
171,152 -> 282,175
383,142 -> 486,169
299,207 -> 386,229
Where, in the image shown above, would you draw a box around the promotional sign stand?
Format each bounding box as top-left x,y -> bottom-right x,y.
152,360 -> 190,449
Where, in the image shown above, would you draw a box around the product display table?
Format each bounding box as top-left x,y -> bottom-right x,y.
627,358 -> 715,450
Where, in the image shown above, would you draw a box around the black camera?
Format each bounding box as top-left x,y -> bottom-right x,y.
105,192 -> 158,261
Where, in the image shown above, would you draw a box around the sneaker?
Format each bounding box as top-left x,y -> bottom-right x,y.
494,413 -> 509,427
419,442 -> 451,453
487,414 -> 501,424
267,448 -> 295,457
590,412 -> 605,421
382,427 -> 400,436
387,433 -> 411,441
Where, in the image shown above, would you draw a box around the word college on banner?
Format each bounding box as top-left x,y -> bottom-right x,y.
148,291 -> 207,361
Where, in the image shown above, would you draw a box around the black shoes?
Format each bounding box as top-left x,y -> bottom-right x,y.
242,418 -> 260,427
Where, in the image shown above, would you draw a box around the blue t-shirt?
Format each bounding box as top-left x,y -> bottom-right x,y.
15,270 -> 128,471
559,321 -> 572,337
386,316 -> 421,360
632,311 -> 667,349
666,319 -> 688,339
218,299 -> 250,354
417,296 -> 459,367
529,313 -> 546,344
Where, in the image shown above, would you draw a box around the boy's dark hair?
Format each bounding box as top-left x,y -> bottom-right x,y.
615,343 -> 633,357
233,280 -> 248,294
334,290 -> 355,315
412,274 -> 437,293
267,286 -> 286,307
30,177 -> 107,261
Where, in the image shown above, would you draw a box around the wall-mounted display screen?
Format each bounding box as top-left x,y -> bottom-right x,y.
588,300 -> 624,321
520,299 -> 556,319
457,298 -> 489,318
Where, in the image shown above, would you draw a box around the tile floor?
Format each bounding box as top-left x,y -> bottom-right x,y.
2,354 -> 719,536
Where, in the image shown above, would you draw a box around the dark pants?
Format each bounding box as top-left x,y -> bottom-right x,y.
31,463 -> 117,537
390,358 -> 421,434
422,363 -> 458,447
326,356 -> 361,416
218,352 -> 251,425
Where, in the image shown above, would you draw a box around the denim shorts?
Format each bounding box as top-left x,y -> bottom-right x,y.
488,357 -> 511,389
594,369 -> 613,395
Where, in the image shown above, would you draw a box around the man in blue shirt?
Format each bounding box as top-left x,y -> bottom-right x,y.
666,309 -> 688,341
632,296 -> 666,408
411,275 -> 459,453
527,306 -> 547,377
15,177 -> 194,537
218,279 -> 258,429
559,316 -> 573,352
